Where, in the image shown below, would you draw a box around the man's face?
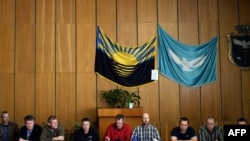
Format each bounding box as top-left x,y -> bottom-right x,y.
82,121 -> 90,132
142,114 -> 150,125
115,119 -> 124,129
25,120 -> 35,130
49,119 -> 58,129
1,113 -> 9,124
206,119 -> 216,131
238,121 -> 247,125
179,120 -> 189,132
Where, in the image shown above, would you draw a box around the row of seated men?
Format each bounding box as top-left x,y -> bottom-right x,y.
0,110 -> 248,141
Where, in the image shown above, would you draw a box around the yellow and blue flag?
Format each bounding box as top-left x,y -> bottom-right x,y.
158,25 -> 218,87
95,26 -> 156,87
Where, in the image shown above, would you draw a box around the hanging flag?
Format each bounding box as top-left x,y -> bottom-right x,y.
95,26 -> 156,87
158,25 -> 218,87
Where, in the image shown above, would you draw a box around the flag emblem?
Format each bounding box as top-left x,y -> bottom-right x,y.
158,25 -> 218,87
95,26 -> 156,87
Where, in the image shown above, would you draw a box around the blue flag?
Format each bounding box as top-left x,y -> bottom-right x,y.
95,26 -> 156,87
158,25 -> 218,87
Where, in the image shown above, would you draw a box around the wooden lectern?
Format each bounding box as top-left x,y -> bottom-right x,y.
98,108 -> 143,141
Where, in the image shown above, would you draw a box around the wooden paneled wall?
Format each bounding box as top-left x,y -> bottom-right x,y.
0,0 -> 250,141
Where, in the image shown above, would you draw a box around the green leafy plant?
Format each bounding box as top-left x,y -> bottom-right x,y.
123,90 -> 141,108
100,88 -> 126,108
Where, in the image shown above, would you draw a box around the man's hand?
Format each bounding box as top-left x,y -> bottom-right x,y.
52,136 -> 64,141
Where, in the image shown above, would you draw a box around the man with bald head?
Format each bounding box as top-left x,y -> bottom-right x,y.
198,116 -> 223,141
130,113 -> 161,141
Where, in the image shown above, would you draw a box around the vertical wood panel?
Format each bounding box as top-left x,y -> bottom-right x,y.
76,0 -> 96,24
0,74 -> 15,120
55,0 -> 76,130
0,0 -> 15,24
219,0 -> 242,120
117,0 -> 137,45
76,24 -> 96,72
199,0 -> 221,121
36,25 -> 55,72
242,72 -> 250,121
15,0 -> 35,125
158,0 -> 179,140
0,25 -> 14,73
239,0 -> 250,121
96,0 -> 117,111
56,24 -> 75,72
16,0 -> 35,24
158,0 -> 179,121
35,0 -> 56,125
15,25 -> 35,73
56,73 -> 76,129
76,73 -> 97,124
76,0 -> 97,126
178,0 -> 200,121
0,0 -> 15,73
239,0 -> 250,24
137,0 -> 159,123
36,0 -> 55,24
56,0 -> 75,24
0,0 -> 15,121
36,73 -> 55,125
15,74 -> 35,125
76,0 -> 96,72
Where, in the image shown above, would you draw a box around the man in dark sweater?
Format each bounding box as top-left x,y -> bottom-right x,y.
72,117 -> 98,141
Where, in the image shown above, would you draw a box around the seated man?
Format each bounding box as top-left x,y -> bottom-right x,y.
198,116 -> 223,141
104,114 -> 132,141
131,113 -> 161,141
237,117 -> 247,125
0,111 -> 20,141
40,115 -> 64,141
19,115 -> 42,141
72,117 -> 98,141
171,117 -> 197,141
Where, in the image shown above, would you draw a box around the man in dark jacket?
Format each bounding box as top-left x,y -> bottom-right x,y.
0,111 -> 20,141
40,115 -> 64,141
18,115 -> 42,141
72,117 -> 98,141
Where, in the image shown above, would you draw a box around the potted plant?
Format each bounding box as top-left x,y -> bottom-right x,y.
123,90 -> 141,109
100,88 -> 125,108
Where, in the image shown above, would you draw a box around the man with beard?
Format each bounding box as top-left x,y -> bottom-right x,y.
130,113 -> 161,141
171,117 -> 197,141
0,111 -> 19,141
